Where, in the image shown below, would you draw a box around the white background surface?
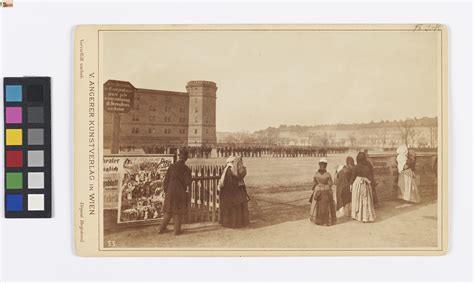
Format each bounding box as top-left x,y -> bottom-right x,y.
0,1 -> 472,282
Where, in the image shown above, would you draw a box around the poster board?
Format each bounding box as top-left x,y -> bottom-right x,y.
102,154 -> 174,224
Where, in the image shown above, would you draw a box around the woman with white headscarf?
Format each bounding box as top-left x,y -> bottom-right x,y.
396,145 -> 420,203
218,156 -> 250,228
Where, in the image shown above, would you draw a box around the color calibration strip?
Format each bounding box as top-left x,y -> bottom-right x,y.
4,77 -> 51,218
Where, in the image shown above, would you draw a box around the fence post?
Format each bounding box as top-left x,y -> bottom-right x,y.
211,166 -> 217,222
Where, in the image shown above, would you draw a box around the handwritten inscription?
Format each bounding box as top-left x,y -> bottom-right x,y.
413,24 -> 442,32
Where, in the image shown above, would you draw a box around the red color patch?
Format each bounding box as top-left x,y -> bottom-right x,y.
6,151 -> 23,167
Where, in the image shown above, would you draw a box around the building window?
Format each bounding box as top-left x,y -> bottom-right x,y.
132,115 -> 139,122
131,127 -> 139,134
195,108 -> 198,113
195,117 -> 198,123
206,129 -> 208,134
195,129 -> 198,134
148,128 -> 152,134
149,105 -> 156,111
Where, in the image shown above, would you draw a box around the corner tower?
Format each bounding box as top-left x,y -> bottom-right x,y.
186,81 -> 217,146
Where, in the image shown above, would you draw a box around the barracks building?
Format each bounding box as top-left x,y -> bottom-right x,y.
104,80 -> 217,149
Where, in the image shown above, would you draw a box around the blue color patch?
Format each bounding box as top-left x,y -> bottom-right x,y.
6,194 -> 23,211
5,85 -> 22,102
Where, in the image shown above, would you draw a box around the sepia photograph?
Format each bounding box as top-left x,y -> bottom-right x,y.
74,25 -> 448,256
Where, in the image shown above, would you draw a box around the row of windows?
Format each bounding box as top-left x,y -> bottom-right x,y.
131,128 -> 187,135
132,100 -> 213,114
162,106 -> 186,113
130,116 -> 188,123
130,128 -> 213,135
133,103 -> 186,112
192,116 -> 210,124
134,95 -> 211,105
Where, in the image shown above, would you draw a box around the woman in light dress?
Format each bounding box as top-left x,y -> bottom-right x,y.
309,158 -> 337,226
350,152 -> 376,222
396,145 -> 420,203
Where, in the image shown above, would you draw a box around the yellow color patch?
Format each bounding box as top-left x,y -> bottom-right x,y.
6,129 -> 22,145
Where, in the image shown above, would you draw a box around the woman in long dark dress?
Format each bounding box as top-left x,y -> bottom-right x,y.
350,152 -> 376,222
309,158 -> 337,226
335,156 -> 355,217
218,156 -> 250,228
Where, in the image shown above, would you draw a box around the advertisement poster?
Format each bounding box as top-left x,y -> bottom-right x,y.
103,155 -> 174,223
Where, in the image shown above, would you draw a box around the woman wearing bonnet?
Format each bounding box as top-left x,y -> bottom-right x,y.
396,144 -> 420,204
309,158 -> 337,226
218,156 -> 250,228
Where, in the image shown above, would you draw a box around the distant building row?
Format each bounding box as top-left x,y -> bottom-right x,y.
277,119 -> 438,148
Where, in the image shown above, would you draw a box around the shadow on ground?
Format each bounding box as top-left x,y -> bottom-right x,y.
247,189 -> 437,229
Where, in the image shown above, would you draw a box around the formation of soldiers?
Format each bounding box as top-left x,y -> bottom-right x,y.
140,145 -> 212,158
122,144 -> 349,158
142,146 -> 168,154
216,146 -> 349,158
188,145 -> 213,158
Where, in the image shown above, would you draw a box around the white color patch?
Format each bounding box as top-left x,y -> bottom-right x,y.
27,194 -> 44,211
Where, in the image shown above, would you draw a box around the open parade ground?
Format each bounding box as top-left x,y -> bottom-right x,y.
104,155 -> 438,249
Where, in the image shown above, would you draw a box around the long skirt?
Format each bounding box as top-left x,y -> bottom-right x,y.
337,203 -> 352,218
219,201 -> 250,228
351,177 -> 376,222
398,169 -> 420,203
310,190 -> 337,226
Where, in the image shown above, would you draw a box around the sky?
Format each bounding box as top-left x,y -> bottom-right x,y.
101,30 -> 440,132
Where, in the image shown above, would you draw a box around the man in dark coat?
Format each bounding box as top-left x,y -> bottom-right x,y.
159,147 -> 192,235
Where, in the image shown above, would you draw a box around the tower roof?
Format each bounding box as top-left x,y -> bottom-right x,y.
186,80 -> 217,89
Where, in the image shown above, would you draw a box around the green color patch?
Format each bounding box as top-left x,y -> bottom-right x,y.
6,172 -> 23,189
